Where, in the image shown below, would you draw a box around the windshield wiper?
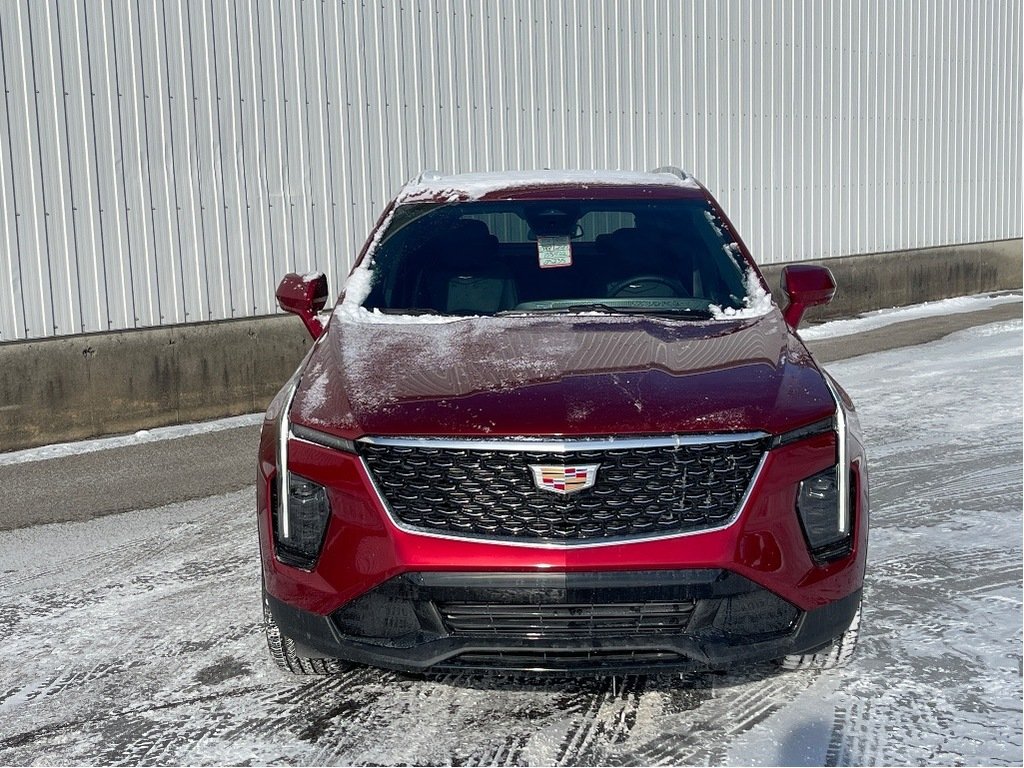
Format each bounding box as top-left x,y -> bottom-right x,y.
496,303 -> 627,317
498,303 -> 713,319
374,307 -> 456,316
562,303 -> 638,315
642,307 -> 714,319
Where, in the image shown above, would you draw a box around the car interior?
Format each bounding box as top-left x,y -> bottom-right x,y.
363,201 -> 749,316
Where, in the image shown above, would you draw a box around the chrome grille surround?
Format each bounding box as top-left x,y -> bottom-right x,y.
357,434 -> 770,546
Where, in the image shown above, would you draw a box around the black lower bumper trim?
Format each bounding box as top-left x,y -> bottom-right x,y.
265,570 -> 861,676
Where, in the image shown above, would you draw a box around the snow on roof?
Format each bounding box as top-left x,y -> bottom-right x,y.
395,168 -> 701,203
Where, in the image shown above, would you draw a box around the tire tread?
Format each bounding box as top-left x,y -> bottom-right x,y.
779,603 -> 861,671
263,595 -> 349,675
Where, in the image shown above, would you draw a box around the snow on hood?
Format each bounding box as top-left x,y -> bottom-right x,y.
290,310 -> 835,438
395,169 -> 701,203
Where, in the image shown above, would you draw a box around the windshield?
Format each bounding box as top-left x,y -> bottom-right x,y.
361,199 -> 753,318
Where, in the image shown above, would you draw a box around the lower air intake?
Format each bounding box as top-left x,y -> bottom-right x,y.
440,601 -> 696,639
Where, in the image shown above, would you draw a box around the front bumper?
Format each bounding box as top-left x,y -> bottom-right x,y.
266,569 -> 862,675
258,427 -> 869,618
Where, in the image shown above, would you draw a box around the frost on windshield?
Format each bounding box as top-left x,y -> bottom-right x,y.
708,266 -> 774,320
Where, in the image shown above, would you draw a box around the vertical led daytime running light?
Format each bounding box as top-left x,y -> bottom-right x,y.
825,378 -> 850,535
277,381 -> 300,540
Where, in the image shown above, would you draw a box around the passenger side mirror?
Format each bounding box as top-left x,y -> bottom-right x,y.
781,265 -> 836,329
277,272 -> 329,339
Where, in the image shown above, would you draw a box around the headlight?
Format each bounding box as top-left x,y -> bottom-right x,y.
796,376 -> 857,564
272,372 -> 346,568
796,465 -> 853,562
273,472 -> 332,568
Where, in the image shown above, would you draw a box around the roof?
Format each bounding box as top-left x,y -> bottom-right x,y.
394,168 -> 703,204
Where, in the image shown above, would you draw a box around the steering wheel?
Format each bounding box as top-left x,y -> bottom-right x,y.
607,274 -> 688,298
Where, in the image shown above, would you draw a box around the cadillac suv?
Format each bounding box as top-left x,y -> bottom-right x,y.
258,168 -> 868,675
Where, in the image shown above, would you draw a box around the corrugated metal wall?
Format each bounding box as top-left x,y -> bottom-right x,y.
0,0 -> 1020,341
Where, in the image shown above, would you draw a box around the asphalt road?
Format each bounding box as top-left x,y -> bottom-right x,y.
0,316 -> 1019,765
0,300 -> 1019,531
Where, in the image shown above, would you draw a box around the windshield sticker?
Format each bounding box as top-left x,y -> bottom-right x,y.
537,236 -> 573,269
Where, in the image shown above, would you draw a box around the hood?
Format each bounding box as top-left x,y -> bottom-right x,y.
289,309 -> 835,438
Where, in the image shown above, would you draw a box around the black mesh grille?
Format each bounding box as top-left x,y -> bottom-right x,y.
358,437 -> 769,543
440,601 -> 695,639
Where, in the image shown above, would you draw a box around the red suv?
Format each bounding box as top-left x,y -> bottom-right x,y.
258,169 -> 868,675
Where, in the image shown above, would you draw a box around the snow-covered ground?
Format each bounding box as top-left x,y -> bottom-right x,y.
0,319 -> 1020,765
798,291 -> 1021,340
0,412 -> 265,468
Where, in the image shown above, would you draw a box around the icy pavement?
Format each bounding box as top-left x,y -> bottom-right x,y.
0,320 -> 1020,766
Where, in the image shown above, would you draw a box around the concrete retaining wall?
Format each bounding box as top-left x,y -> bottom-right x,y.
0,316 -> 312,452
1,239 -> 1020,452
760,239 -> 1023,321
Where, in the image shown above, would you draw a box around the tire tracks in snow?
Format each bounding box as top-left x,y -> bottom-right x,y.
610,669 -> 819,766
825,700 -> 887,767
0,683 -> 269,755
551,676 -> 615,765
565,675 -> 648,765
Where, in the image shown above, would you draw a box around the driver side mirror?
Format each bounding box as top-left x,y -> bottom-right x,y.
277,272 -> 329,339
781,265 -> 836,329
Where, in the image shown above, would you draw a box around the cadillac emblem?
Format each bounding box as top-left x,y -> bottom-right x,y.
529,464 -> 600,495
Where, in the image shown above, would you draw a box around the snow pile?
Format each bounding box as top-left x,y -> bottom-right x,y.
396,169 -> 699,203
709,268 -> 774,320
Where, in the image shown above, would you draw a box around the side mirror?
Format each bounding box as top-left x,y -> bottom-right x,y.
277,272 -> 329,339
781,265 -> 836,329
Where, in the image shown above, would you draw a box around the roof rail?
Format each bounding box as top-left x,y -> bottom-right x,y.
411,169 -> 444,184
649,165 -> 691,181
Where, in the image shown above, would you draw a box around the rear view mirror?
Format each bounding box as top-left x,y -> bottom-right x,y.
277,272 -> 329,339
781,265 -> 836,329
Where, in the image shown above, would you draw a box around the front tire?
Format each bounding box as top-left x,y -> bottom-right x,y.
779,602 -> 861,671
263,594 -> 350,675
